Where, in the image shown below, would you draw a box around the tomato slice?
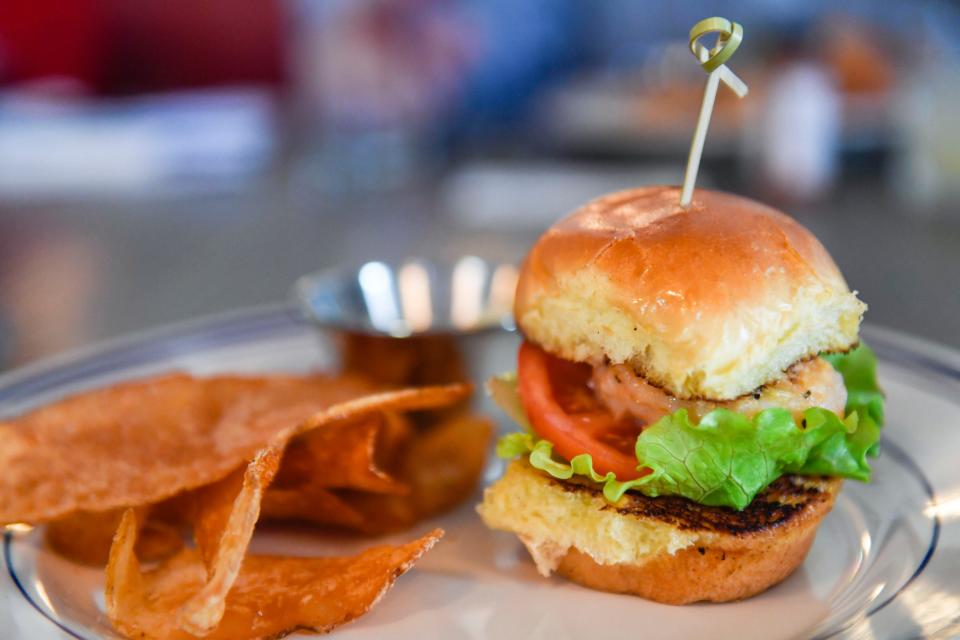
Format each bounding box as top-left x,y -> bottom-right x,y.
517,341 -> 650,480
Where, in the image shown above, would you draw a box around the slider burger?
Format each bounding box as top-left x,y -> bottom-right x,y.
479,186 -> 884,604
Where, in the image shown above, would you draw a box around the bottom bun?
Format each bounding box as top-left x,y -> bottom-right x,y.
479,460 -> 841,605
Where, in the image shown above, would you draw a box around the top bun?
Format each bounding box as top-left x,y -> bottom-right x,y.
514,186 -> 865,400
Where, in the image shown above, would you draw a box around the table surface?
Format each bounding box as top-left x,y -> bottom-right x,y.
0,178 -> 957,367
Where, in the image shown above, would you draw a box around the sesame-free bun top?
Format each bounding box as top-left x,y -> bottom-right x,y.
514,186 -> 865,400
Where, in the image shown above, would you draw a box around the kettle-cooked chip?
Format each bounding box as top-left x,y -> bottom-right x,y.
345,413 -> 494,533
0,373 -> 374,525
257,385 -> 473,535
46,507 -> 183,566
274,413 -> 410,495
179,446 -> 282,635
107,511 -> 443,639
262,481 -> 366,529
260,412 -> 491,534
172,384 -> 470,636
340,333 -> 467,389
5,371 -> 475,639
285,384 -> 471,441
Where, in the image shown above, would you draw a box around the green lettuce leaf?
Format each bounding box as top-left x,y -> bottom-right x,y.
497,432 -> 648,502
489,344 -> 884,510
633,407 -> 867,509
823,343 -> 885,457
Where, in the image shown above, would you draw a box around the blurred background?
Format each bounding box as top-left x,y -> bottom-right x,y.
0,0 -> 958,368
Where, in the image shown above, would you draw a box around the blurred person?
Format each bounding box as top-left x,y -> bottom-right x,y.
291,0 -> 580,192
291,0 -> 479,191
298,0 -> 476,131
295,0 -> 579,130
754,16 -> 906,204
452,0 -> 581,132
758,60 -> 841,203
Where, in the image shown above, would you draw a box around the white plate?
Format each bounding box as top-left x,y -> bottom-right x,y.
1,307 -> 958,639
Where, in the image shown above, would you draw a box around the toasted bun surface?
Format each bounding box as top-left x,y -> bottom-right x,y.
478,460 -> 840,604
514,186 -> 865,400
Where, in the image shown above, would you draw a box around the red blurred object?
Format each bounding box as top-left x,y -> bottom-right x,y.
0,0 -> 285,94
0,0 -> 105,88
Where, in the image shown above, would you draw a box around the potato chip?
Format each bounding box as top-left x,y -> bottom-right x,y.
392,413 -> 493,519
46,507 -> 183,566
106,509 -> 443,640
250,386 -> 473,533
284,384 -> 471,442
174,384 -> 470,635
10,374 -> 473,638
149,491 -> 199,529
148,411 -> 413,534
338,413 -> 493,534
374,410 -> 418,470
261,482 -> 365,529
261,412 -> 412,530
274,414 -> 409,495
179,447 -> 281,635
0,373 -> 374,524
191,449 -> 281,570
340,333 -> 467,387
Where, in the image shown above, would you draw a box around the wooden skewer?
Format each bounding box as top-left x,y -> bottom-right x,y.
680,18 -> 749,207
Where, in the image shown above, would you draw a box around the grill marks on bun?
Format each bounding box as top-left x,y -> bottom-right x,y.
478,461 -> 841,604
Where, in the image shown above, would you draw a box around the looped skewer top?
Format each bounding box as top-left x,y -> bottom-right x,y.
688,17 -> 743,73
680,17 -> 749,207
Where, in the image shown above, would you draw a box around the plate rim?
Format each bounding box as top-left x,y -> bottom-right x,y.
821,439 -> 941,637
0,304 -> 297,406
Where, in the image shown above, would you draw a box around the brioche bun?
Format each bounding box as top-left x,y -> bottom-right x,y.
478,461 -> 841,604
514,186 -> 865,400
